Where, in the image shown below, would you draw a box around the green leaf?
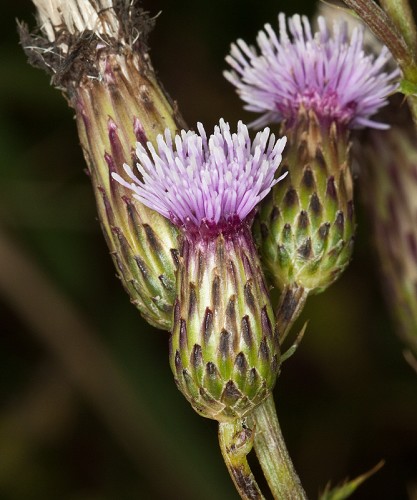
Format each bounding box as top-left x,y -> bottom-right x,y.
319,461 -> 384,500
281,321 -> 308,361
399,79 -> 417,97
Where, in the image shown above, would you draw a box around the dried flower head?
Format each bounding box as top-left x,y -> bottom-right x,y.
224,13 -> 399,129
23,0 -> 184,330
113,119 -> 287,236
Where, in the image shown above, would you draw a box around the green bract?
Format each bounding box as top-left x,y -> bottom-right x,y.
170,228 -> 280,422
254,111 -> 355,295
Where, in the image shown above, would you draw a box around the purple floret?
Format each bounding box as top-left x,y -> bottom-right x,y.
225,13 -> 400,129
112,119 -> 287,234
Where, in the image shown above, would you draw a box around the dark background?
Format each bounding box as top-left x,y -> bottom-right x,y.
1,1 -> 416,498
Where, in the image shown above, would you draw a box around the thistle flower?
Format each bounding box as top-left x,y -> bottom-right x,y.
225,13 -> 399,297
225,13 -> 398,130
21,0 -> 184,329
115,119 -> 287,421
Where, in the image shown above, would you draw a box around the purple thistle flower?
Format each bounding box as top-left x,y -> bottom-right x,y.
224,13 -> 400,130
112,119 -> 287,236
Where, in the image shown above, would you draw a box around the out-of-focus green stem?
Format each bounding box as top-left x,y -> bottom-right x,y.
342,0 -> 412,68
218,420 -> 265,500
343,0 -> 417,129
379,0 -> 417,131
379,0 -> 417,56
406,96 -> 417,133
249,395 -> 307,500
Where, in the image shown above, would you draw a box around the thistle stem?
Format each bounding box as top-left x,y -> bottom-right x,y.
379,0 -> 417,56
343,0 -> 417,129
218,420 -> 265,500
250,285 -> 308,499
378,0 -> 417,132
249,395 -> 307,500
342,0 -> 412,68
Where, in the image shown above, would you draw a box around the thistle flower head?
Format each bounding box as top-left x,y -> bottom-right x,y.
113,119 -> 287,236
225,13 -> 399,129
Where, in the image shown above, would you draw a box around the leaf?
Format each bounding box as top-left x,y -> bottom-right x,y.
399,79 -> 417,97
281,321 -> 308,362
319,461 -> 384,500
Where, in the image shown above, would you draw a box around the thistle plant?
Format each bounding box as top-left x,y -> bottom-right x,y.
342,0 -> 417,130
115,120 -> 287,421
113,120 -> 307,496
20,0 -> 184,330
225,13 -> 399,337
20,0 -> 417,498
223,11 -> 401,494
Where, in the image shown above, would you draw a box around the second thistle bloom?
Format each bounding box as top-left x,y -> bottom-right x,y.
225,14 -> 399,296
114,120 -> 287,421
225,13 -> 398,130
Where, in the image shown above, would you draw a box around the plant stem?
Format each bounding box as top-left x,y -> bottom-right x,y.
342,0 -> 412,68
248,284 -> 308,499
407,98 -> 417,133
378,0 -> 417,131
249,395 -> 307,500
379,0 -> 417,56
218,420 -> 265,500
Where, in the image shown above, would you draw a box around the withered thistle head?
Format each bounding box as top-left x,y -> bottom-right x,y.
225,13 -> 399,296
115,120 -> 287,421
21,0 -> 185,329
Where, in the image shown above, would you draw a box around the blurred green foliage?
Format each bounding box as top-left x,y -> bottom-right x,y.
0,1 -> 416,499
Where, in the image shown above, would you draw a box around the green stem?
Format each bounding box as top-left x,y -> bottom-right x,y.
247,285 -> 309,498
218,420 -> 265,500
378,0 -> 417,132
379,0 -> 417,56
249,395 -> 307,500
342,0 -> 412,68
343,0 -> 417,129
403,93 -> 417,134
